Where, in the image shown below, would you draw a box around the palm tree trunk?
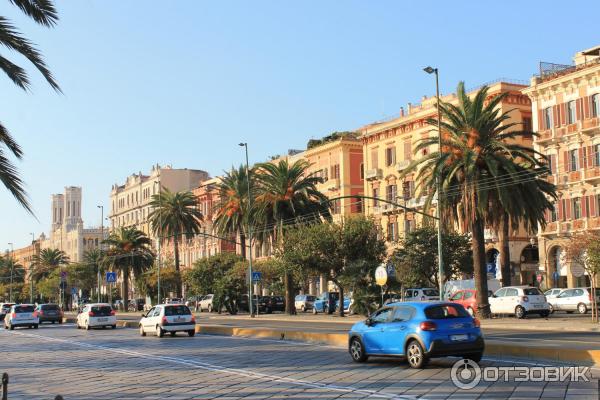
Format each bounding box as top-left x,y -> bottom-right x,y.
498,212 -> 511,287
174,236 -> 182,297
122,264 -> 129,312
338,284 -> 345,317
472,215 -> 491,318
240,233 -> 246,259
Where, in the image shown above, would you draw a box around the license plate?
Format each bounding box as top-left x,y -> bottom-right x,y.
532,304 -> 543,309
97,318 -> 108,322
450,334 -> 468,342
175,317 -> 185,322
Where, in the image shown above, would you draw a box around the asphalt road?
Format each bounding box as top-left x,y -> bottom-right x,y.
1,324 -> 599,399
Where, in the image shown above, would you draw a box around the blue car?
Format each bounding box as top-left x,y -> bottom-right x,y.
348,302 -> 484,368
312,292 -> 339,314
335,296 -> 352,313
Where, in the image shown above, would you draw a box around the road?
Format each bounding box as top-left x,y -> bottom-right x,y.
1,324 -> 599,399
113,312 -> 600,351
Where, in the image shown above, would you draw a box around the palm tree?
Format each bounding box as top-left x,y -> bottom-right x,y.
255,159 -> 332,314
1,0 -> 61,213
31,248 -> 69,282
82,248 -> 105,301
103,227 -> 154,309
214,166 -> 254,258
148,189 -> 203,297
405,81 -> 551,318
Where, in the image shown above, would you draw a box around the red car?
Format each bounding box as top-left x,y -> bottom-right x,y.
449,289 -> 478,316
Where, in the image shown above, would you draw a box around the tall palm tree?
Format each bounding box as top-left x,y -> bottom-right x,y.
214,166 -> 255,259
148,189 -> 203,297
405,81 -> 550,318
103,227 -> 154,308
1,0 -> 61,213
31,248 -> 68,282
82,248 -> 105,301
255,159 -> 332,314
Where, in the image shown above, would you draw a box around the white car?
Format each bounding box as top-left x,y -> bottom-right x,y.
489,286 -> 550,319
403,288 -> 440,301
198,294 -> 215,312
138,304 -> 195,337
4,304 -> 38,330
544,288 -> 564,300
548,287 -> 600,314
76,303 -> 116,330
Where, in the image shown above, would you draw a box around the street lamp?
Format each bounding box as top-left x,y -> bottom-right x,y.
97,205 -> 104,303
8,242 -> 13,302
423,66 -> 445,300
239,142 -> 255,317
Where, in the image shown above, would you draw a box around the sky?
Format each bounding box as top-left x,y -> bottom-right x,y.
1,0 -> 599,250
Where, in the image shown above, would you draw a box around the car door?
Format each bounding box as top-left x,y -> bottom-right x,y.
504,288 -> 519,314
143,307 -> 156,330
379,306 -> 414,354
361,307 -> 394,354
489,288 -> 506,314
449,291 -> 464,307
572,289 -> 586,309
555,289 -> 573,311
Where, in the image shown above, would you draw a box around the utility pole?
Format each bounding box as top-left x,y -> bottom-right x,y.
239,142 -> 255,317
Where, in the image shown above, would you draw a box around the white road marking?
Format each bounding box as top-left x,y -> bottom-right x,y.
3,330 -> 419,400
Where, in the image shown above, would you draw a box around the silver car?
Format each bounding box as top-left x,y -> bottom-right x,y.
294,295 -> 316,312
548,287 -> 600,314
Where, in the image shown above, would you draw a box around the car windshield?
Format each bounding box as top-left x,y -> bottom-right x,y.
423,289 -> 439,296
523,288 -> 543,296
306,296 -> 315,301
165,305 -> 191,316
15,305 -> 34,313
425,304 -> 469,319
91,305 -> 112,315
41,304 -> 60,310
1,304 -> 14,310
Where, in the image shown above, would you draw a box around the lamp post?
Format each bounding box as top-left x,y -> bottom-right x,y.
30,233 -> 34,303
154,181 -> 162,304
97,205 -> 104,303
239,142 -> 255,317
423,66 -> 445,300
8,242 -> 14,302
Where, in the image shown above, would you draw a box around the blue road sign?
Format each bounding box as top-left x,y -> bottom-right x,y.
71,287 -> 77,296
251,271 -> 262,282
106,271 -> 117,283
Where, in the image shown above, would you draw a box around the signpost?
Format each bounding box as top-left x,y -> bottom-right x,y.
105,272 -> 117,283
251,271 -> 262,282
375,265 -> 388,306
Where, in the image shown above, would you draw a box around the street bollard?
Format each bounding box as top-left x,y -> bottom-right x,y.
2,372 -> 8,400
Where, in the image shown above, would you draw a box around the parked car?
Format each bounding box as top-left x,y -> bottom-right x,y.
403,288 -> 440,302
348,302 -> 484,368
0,303 -> 15,321
139,304 -> 195,337
198,294 -> 215,312
544,288 -> 564,300
548,287 -> 600,314
128,298 -> 146,312
4,304 -> 38,330
312,292 -> 339,314
295,295 -> 316,312
113,300 -> 125,310
76,303 -> 117,330
489,286 -> 550,318
270,296 -> 285,312
448,289 -> 493,316
164,298 -> 183,305
238,295 -> 262,313
185,295 -> 202,308
35,303 -> 63,324
335,296 -> 353,314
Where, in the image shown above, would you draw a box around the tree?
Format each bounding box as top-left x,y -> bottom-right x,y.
148,189 -> 203,297
81,248 -> 105,301
103,227 -> 154,309
390,226 -> 473,290
566,232 -> 600,322
1,0 -> 61,213
213,166 -> 255,259
0,255 -> 25,301
403,82 -> 550,318
280,216 -> 386,317
31,248 -> 68,282
140,258 -> 180,301
255,159 -> 332,314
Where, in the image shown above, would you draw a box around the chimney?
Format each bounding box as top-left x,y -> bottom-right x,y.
407,103 -> 413,114
400,107 -> 405,117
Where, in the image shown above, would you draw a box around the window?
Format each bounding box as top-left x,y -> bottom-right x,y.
391,307 -> 414,322
371,150 -> 378,169
404,219 -> 415,234
403,141 -> 412,161
371,307 -> 393,323
360,163 -> 364,180
570,149 -> 579,171
506,288 -> 519,297
450,292 -> 463,301
550,207 -> 557,222
543,107 -> 553,129
567,101 -> 576,124
386,185 -> 397,202
464,291 -> 474,299
355,198 -> 363,213
402,181 -> 414,199
373,188 -> 379,206
387,222 -> 397,241
331,164 -> 340,179
573,197 -> 582,219
592,94 -> 600,118
332,199 -> 341,214
595,144 -> 600,167
523,117 -> 532,132
547,155 -> 555,175
424,304 -> 469,319
385,147 -> 396,166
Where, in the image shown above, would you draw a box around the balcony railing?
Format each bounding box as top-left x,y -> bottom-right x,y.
365,168 -> 382,181
396,160 -> 411,172
326,178 -> 340,191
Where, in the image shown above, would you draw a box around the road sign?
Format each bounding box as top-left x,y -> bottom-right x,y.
71,287 -> 77,296
251,271 -> 262,282
106,271 -> 117,283
60,271 -> 67,282
536,272 -> 543,283
571,263 -> 585,278
375,265 -> 387,286
386,263 -> 396,280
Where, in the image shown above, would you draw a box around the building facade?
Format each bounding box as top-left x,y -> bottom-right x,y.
109,164 -> 209,242
524,45 -> 600,288
360,80 -> 536,284
10,240 -> 40,276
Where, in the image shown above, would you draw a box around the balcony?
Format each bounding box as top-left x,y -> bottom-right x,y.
326,178 -> 340,191
406,197 -> 426,209
568,170 -> 582,182
572,219 -> 586,230
484,228 -> 498,242
543,222 -> 558,235
589,217 -> 600,230
396,160 -> 411,172
582,117 -> 600,135
584,167 -> 600,182
537,129 -> 553,144
559,221 -> 572,232
365,168 -> 383,181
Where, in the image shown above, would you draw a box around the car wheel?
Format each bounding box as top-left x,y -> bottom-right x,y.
34,324 -> 38,329
466,307 -> 474,317
312,307 -> 317,315
578,303 -> 588,314
540,310 -> 550,318
111,325 -> 116,329
85,322 -> 91,331
301,305 -> 306,313
566,311 -> 574,314
549,304 -> 554,314
51,321 -> 55,324
170,332 -> 176,337
208,305 -> 212,313
156,325 -> 164,338
406,340 -> 428,369
188,330 -> 195,337
139,325 -> 146,337
8,324 -> 13,331
464,352 -> 483,363
349,337 -> 368,363
515,306 -> 526,319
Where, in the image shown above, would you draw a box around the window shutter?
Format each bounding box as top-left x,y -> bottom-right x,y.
545,209 -> 550,222
563,151 -> 570,173
558,199 -> 564,220
538,109 -> 544,130
577,98 -> 583,121
591,195 -> 598,217
588,146 -> 594,168
584,96 -> 591,119
583,196 -> 588,218
554,105 -> 560,127
550,154 -> 557,174
562,103 -> 568,125
565,199 -> 572,220
579,147 -> 584,169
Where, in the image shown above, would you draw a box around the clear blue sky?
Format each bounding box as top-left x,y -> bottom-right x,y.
1,1 -> 599,250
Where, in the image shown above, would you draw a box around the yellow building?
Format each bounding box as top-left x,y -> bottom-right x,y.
523,45 -> 600,288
